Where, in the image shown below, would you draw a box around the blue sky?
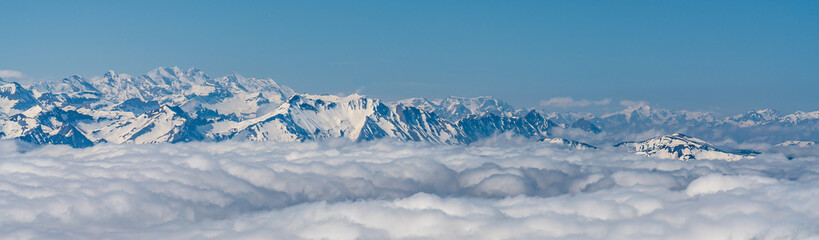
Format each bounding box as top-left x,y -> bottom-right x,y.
0,1 -> 817,113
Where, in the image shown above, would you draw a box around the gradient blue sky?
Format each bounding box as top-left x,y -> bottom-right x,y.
1,1 -> 817,113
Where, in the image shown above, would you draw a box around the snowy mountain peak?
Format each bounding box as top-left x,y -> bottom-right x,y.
735,109 -> 780,120
147,66 -> 180,76
100,70 -> 134,82
37,75 -> 99,94
144,66 -> 209,86
755,108 -> 780,117
146,66 -> 207,78
603,103 -> 652,119
1,82 -> 20,95
212,73 -> 294,98
0,81 -> 40,113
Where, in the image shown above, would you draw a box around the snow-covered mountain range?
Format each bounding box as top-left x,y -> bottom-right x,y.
1,67 -> 817,160
0,67 -> 559,148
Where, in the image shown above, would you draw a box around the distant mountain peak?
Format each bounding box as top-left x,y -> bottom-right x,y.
571,118 -> 602,133
225,72 -> 244,79
776,140 -> 816,148
393,96 -> 515,121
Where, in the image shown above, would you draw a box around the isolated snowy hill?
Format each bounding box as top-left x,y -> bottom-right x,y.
539,137 -> 597,150
776,140 -> 816,148
615,133 -> 758,161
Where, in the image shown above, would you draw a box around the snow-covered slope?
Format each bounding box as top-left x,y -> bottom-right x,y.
218,94 -> 463,143
89,105 -> 204,144
615,133 -> 757,161
193,72 -> 295,119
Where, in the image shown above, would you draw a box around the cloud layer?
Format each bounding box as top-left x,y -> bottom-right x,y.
540,97 -> 611,108
0,70 -> 24,79
618,100 -> 653,108
0,139 -> 817,239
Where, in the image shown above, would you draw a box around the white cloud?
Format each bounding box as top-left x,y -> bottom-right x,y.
620,100 -> 650,107
0,139 -> 816,239
0,70 -> 24,79
595,98 -> 612,105
540,97 -> 612,108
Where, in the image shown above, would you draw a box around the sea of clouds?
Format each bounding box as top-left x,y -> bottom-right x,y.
1,137 -> 818,239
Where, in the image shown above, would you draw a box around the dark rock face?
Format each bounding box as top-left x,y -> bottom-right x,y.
571,118 -> 601,134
